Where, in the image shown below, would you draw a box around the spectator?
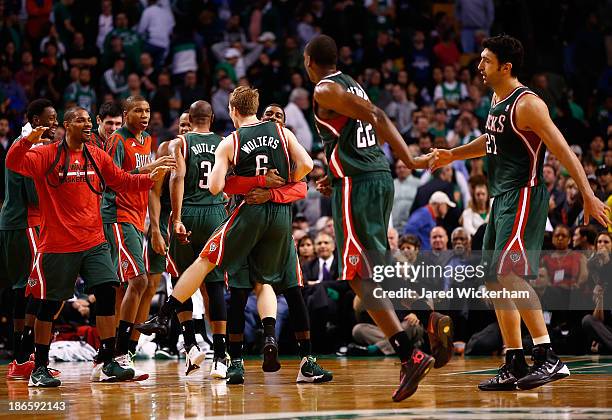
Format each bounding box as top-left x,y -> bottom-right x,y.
138,52 -> 158,97
103,57 -> 128,97
14,51 -> 37,100
586,135 -> 605,166
461,175 -> 489,237
53,0 -> 75,45
552,177 -> 582,227
385,84 -> 417,135
96,0 -> 114,51
284,88 -> 313,152
433,30 -> 461,68
120,73 -> 147,100
596,165 -> 612,201
303,232 -> 339,284
177,71 -> 205,111
388,227 -> 399,252
404,192 -> 455,250
455,0 -> 495,53
26,0 -> 53,41
138,0 -> 175,67
295,159 -> 331,226
211,42 -> 264,81
0,117 -> 11,202
65,32 -> 98,70
391,159 -> 420,232
572,225 -> 597,254
104,12 -> 141,68
434,65 -> 468,110
297,12 -> 320,49
542,225 -> 588,289
297,235 -> 316,267
0,65 -> 28,123
211,76 -> 234,133
406,31 -> 432,88
64,67 -> 96,114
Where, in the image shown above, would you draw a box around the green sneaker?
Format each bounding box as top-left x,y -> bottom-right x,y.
101,359 -> 135,382
296,356 -> 333,383
226,359 -> 245,385
28,366 -> 61,387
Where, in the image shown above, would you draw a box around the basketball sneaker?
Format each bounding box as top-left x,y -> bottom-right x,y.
136,314 -> 170,336
226,359 -> 245,385
516,346 -> 570,390
392,349 -> 434,402
262,336 -> 281,372
428,312 -> 454,369
296,356 -> 333,383
28,354 -> 61,377
210,354 -> 229,379
478,351 -> 529,391
91,359 -> 135,382
28,366 -> 61,387
154,345 -> 177,360
7,360 -> 35,380
185,345 -> 206,376
116,353 -> 149,381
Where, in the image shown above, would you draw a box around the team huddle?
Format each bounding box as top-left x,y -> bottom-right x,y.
1,34 -> 609,402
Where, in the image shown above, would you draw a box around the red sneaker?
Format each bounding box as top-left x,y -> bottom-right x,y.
392,349 -> 434,402
7,360 -> 35,380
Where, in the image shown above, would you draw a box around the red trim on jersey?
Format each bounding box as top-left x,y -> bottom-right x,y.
200,202 -> 244,265
339,178 -> 371,280
224,271 -> 229,288
27,253 -> 45,299
510,90 -> 543,187
498,187 -> 532,277
143,240 -> 150,272
329,144 -> 345,178
165,212 -> 179,277
180,135 -> 188,160
24,228 -> 39,297
232,132 -> 239,165
113,223 -> 140,282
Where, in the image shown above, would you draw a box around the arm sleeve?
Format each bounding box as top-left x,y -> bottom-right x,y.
269,181 -> 307,204
5,139 -> 46,179
223,175 -> 266,194
98,149 -> 153,192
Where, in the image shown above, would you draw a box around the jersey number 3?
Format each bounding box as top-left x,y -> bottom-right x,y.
485,133 -> 498,155
199,161 -> 212,189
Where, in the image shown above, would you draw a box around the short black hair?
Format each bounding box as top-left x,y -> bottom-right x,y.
305,35 -> 338,67
577,225 -> 598,245
97,101 -> 123,120
64,106 -> 88,123
123,95 -> 149,112
26,99 -> 54,123
482,35 -> 524,77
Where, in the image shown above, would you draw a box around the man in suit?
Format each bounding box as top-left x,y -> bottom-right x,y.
303,232 -> 339,283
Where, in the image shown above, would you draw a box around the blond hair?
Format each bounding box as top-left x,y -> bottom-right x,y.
229,86 -> 259,116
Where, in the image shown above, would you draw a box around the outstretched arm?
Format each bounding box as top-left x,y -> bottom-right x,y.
516,94 -> 610,227
209,135 -> 234,195
313,82 -> 430,169
431,134 -> 487,171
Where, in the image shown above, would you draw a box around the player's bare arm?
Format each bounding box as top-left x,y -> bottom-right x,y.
148,142 -> 169,254
168,137 -> 192,244
283,127 -> 313,181
137,153 -> 177,174
516,94 -> 610,227
313,82 -> 431,170
209,135 -> 234,195
431,134 -> 487,171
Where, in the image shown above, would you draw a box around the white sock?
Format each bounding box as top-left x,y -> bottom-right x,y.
505,347 -> 523,351
533,335 -> 551,345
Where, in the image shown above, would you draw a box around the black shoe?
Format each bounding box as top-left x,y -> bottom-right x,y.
428,312 -> 454,369
392,349 -> 434,402
478,363 -> 524,391
346,343 -> 370,356
262,336 -> 280,372
135,314 -> 170,336
516,346 -> 570,390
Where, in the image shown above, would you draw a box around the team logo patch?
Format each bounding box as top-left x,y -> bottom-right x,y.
209,242 -> 217,252
27,277 -> 37,287
121,260 -> 129,272
510,251 -> 521,263
348,255 -> 359,266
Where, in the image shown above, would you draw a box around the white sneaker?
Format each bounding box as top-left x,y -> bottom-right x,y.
116,353 -> 149,381
185,346 -> 206,376
90,359 -> 135,382
210,355 -> 229,379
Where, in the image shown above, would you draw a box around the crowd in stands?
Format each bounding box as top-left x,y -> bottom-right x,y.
0,0 -> 611,358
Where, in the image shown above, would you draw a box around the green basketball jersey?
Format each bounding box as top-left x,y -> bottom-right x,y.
0,137 -> 40,230
313,71 -> 390,180
485,86 -> 545,197
233,121 -> 290,181
182,132 -> 226,206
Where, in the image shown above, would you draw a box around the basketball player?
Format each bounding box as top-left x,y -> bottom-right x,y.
5,107 -> 171,387
304,35 -> 452,402
262,104 -> 285,125
137,86 -> 332,383
101,96 -> 175,379
1,100 -> 57,380
92,101 -> 123,152
432,35 -> 610,390
178,111 -> 191,135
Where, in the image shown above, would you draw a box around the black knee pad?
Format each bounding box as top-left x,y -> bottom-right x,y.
206,282 -> 227,322
227,287 -> 249,334
177,297 -> 193,314
91,283 -> 116,316
26,297 -> 41,316
283,286 -> 310,332
13,287 -> 26,319
37,299 -> 63,322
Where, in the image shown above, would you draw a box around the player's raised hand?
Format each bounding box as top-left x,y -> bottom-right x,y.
245,187 -> 272,205
264,168 -> 285,188
25,126 -> 51,144
149,165 -> 173,181
583,194 -> 611,228
151,230 -> 166,255
140,155 -> 177,174
316,175 -> 332,197
174,220 -> 192,244
430,148 -> 454,172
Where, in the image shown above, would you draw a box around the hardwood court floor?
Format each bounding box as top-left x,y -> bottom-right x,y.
1,355 -> 612,419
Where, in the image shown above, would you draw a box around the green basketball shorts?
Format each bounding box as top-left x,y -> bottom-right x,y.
0,227 -> 39,290
103,222 -> 146,282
